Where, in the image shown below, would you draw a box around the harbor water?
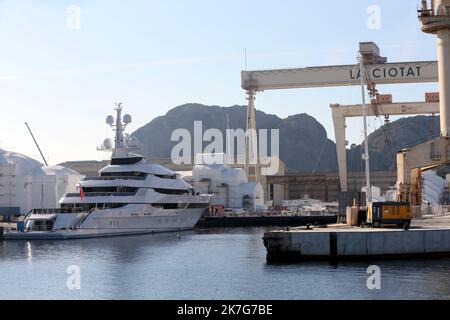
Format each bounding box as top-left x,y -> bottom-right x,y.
1,227 -> 450,300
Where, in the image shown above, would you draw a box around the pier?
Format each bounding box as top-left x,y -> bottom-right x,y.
196,214 -> 337,228
263,214 -> 450,262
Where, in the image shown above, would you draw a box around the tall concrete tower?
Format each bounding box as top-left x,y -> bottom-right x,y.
244,89 -> 260,183
419,0 -> 450,136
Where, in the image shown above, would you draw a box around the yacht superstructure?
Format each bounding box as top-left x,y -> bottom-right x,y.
5,103 -> 211,239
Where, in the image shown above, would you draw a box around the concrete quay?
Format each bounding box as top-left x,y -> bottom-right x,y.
263,214 -> 450,262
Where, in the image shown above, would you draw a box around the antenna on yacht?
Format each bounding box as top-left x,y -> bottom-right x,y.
113,102 -> 126,149
99,103 -> 141,157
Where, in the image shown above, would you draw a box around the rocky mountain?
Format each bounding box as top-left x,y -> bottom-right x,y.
131,103 -> 440,172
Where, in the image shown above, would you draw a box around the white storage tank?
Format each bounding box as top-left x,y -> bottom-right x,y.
0,149 -> 84,214
192,160 -> 264,211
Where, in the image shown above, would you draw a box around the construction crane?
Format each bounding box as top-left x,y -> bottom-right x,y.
25,122 -> 49,166
393,0 -> 450,205
241,42 -> 439,197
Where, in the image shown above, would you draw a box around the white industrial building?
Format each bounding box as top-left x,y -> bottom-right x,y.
0,149 -> 83,214
190,154 -> 265,211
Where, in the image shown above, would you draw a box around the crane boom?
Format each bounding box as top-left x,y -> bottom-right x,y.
25,122 -> 49,167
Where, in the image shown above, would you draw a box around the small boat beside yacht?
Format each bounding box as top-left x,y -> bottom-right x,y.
4,104 -> 212,240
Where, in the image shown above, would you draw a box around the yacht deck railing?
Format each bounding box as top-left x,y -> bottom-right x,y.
64,192 -> 137,197
29,208 -> 86,214
83,176 -> 146,181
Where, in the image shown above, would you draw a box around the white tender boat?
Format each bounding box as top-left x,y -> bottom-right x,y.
4,104 -> 212,240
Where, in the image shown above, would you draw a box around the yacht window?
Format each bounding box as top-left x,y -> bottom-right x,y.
110,157 -> 143,165
31,220 -> 54,231
101,172 -> 147,178
64,188 -> 137,197
83,187 -> 137,193
153,188 -> 188,195
154,174 -> 177,180
60,203 -> 127,210
151,203 -> 209,209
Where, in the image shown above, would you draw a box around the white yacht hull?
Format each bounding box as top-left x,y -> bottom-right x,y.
4,227 -> 195,240
4,206 -> 206,240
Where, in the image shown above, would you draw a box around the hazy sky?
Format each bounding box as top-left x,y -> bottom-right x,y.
0,0 -> 439,164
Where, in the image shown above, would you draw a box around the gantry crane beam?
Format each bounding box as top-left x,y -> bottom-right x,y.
240,42 -> 439,193
333,101 -> 440,117
242,61 -> 438,91
331,101 -> 439,192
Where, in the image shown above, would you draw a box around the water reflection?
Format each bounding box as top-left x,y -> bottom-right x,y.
1,229 -> 450,299
1,231 -> 188,262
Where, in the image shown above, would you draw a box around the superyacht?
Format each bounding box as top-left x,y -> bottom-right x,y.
5,104 -> 212,239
